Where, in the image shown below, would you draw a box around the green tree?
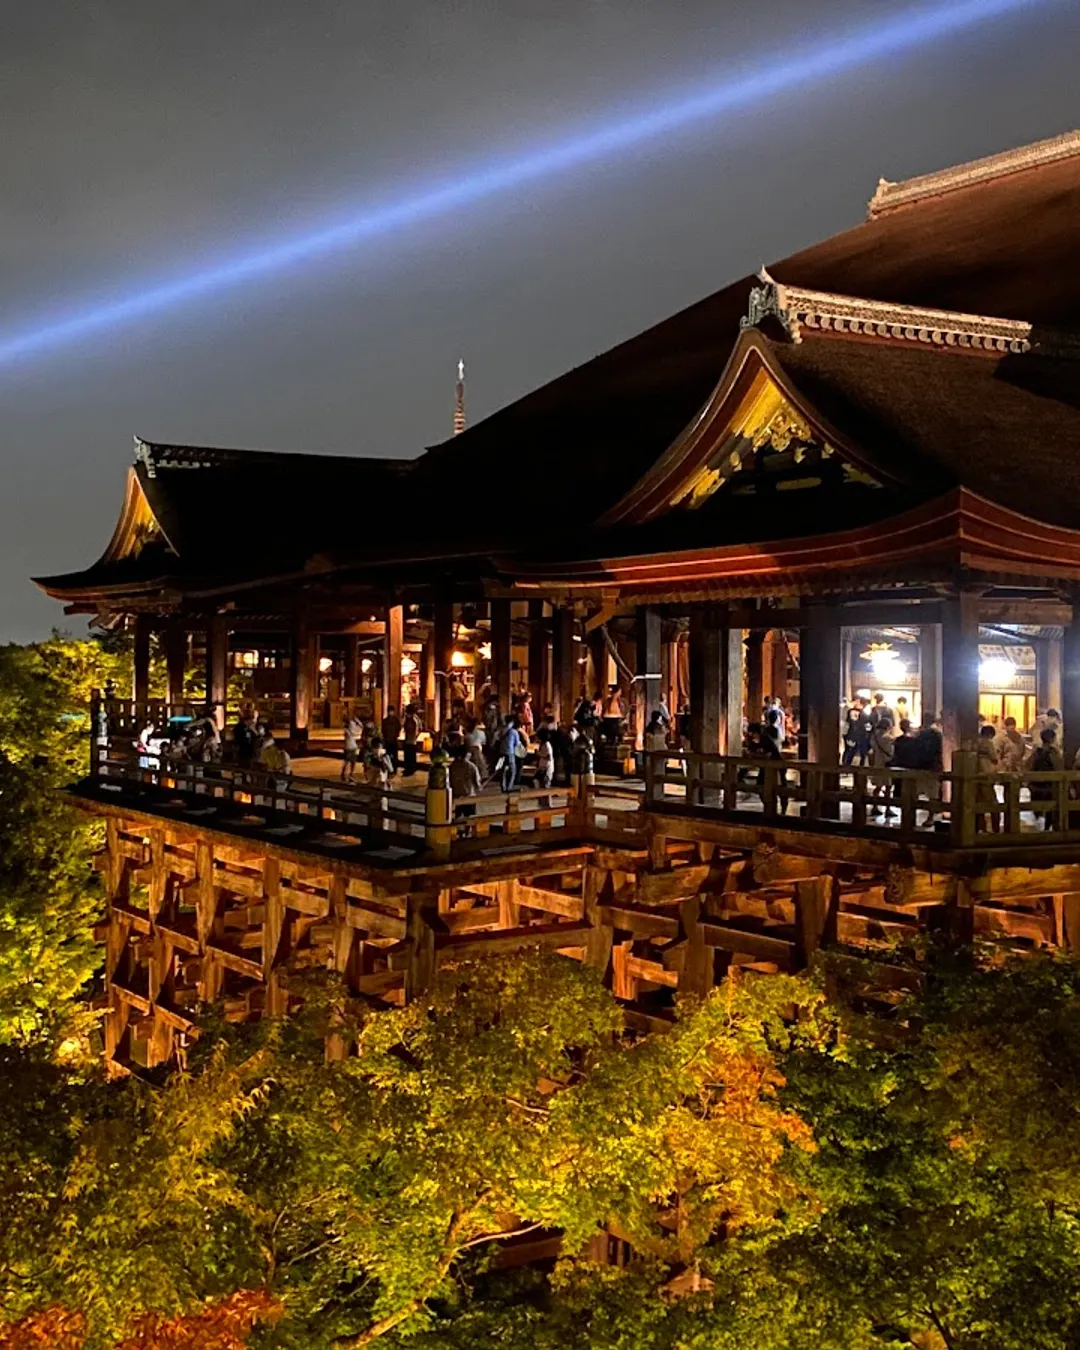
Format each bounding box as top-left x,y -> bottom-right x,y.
0,635 -> 128,1045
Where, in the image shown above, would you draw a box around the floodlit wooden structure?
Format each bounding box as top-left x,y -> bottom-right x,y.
36,130 -> 1080,1072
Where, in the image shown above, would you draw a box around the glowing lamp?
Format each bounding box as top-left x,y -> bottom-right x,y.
360,657 -> 373,674
450,650 -> 470,668
478,642 -> 492,660
980,657 -> 1015,687
239,650 -> 259,668
400,655 -> 417,675
860,642 -> 905,684
318,656 -> 334,673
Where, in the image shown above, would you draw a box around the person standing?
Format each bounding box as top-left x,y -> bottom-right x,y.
402,704 -> 420,778
381,706 -> 401,775
995,716 -> 1026,773
342,714 -> 363,783
869,713 -> 897,816
497,714 -> 522,792
975,722 -> 1001,834
842,697 -> 872,767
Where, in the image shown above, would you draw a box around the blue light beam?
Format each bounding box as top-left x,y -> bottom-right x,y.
0,0 -> 1057,370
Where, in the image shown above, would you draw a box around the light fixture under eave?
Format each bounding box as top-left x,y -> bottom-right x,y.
478,642 -> 492,660
860,641 -> 906,684
361,657 -> 373,674
979,656 -> 1015,687
400,655 -> 417,675
318,656 -> 334,673
450,650 -> 470,668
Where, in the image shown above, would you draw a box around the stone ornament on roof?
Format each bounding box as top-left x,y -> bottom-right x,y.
868,128 -> 1080,217
742,270 -> 1034,353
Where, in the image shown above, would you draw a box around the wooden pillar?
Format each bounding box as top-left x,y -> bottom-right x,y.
1037,635 -> 1064,717
384,604 -> 404,720
491,599 -> 513,711
766,630 -> 789,704
689,606 -> 742,755
132,614 -> 152,705
206,616 -> 228,729
420,626 -> 436,726
165,622 -> 187,706
920,623 -> 943,727
290,614 -> 316,744
434,602 -> 455,728
745,629 -> 765,720
633,607 -> 662,750
552,607 -> 577,724
528,599 -> 549,712
799,608 -> 841,765
1062,610 -> 1080,765
343,635 -> 360,700
941,592 -> 981,763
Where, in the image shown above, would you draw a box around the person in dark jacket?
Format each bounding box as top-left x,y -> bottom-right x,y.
842,697 -> 872,766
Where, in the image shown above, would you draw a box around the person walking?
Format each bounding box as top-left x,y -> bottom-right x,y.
868,713 -> 897,817
975,722 -> 1001,834
342,714 -> 363,783
497,714 -> 522,792
364,735 -> 392,788
448,743 -> 483,834
1029,727 -> 1063,830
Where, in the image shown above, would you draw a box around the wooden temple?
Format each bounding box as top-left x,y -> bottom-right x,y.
35,129 -> 1080,1074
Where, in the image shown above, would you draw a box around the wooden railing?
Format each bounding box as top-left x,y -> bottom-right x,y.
643,749 -> 1080,847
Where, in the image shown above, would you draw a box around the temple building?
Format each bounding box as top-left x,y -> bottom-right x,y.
36,129 -> 1080,1076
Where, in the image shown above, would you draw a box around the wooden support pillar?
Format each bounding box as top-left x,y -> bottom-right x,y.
745,629 -> 765,721
941,592 -> 981,762
920,623 -> 943,728
343,635 -> 360,700
420,627 -> 436,727
165,621 -> 187,706
633,607 -> 662,751
587,626 -> 609,700
766,629 -> 789,704
132,614 -> 152,705
404,891 -> 438,1002
384,604 -> 404,721
799,607 -> 842,764
434,602 -> 455,728
290,614 -> 316,745
206,616 -> 229,729
491,599 -> 513,711
552,607 -> 577,724
528,599 -> 549,713
1062,608 -> 1080,765
689,606 -> 742,755
1038,635 -> 1064,718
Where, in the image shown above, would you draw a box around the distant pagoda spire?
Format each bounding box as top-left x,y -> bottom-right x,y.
453,358 -> 466,436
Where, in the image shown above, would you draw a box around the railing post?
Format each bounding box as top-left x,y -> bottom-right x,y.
644,750 -> 656,805
425,750 -> 453,861
949,751 -> 977,847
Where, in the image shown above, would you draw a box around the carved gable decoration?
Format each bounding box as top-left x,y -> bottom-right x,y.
666,366 -> 881,513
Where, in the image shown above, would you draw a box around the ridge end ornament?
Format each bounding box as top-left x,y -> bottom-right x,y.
741,268 -> 802,343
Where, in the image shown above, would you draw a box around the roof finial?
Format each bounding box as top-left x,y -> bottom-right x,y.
453,359 -> 466,436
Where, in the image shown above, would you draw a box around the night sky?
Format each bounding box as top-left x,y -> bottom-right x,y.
3,0 -> 1078,642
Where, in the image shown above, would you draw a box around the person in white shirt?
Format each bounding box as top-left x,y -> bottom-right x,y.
342,715 -> 362,783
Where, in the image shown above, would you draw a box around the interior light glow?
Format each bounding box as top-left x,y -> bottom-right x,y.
980,657 -> 1015,686
400,655 -> 417,675
0,0 -> 1054,372
450,650 -> 470,668
318,656 -> 334,673
360,657 -> 374,673
477,642 -> 492,660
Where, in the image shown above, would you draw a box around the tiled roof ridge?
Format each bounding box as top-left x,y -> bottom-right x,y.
868,129 -> 1080,217
132,436 -> 412,479
741,271 -> 1080,356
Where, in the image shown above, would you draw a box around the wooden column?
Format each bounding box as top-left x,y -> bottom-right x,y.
165,621 -> 187,706
766,630 -> 789,704
343,635 -> 360,700
384,604 -> 404,720
633,607 -> 662,750
745,629 -> 765,721
206,616 -> 229,729
552,607 -> 577,724
799,607 -> 842,765
920,623 -> 943,727
689,606 -> 742,755
587,626 -> 609,699
491,599 -> 513,711
528,599 -> 549,712
290,614 -> 316,744
434,602 -> 455,727
941,592 -> 981,763
1062,608 -> 1080,765
132,614 -> 152,705
420,626 -> 436,726
1037,635 -> 1064,717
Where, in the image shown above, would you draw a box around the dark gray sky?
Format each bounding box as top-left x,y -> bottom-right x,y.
3,0 -> 1077,641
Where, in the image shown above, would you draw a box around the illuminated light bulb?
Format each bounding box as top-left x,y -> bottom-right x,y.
980,657 -> 1015,686
400,656 -> 417,675
318,656 -> 334,673
361,657 -> 373,673
478,642 -> 492,660
450,650 -> 470,668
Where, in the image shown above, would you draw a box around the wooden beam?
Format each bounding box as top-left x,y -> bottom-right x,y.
436,919 -> 592,962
